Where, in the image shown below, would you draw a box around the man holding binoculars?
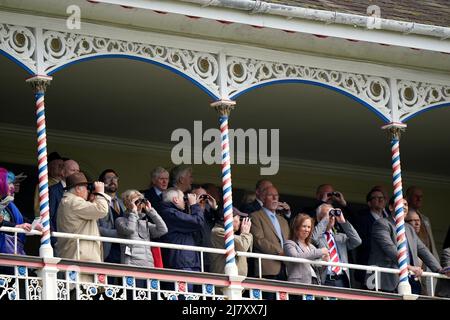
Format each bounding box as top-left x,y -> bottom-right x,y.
312,203 -> 362,288
57,172 -> 110,283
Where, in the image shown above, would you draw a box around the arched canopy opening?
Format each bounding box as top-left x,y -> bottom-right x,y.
47,54 -> 220,100
230,79 -> 390,123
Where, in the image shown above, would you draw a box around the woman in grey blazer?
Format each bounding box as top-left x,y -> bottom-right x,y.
284,214 -> 329,284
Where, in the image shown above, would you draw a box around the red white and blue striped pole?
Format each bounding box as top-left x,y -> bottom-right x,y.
382,122 -> 411,295
211,100 -> 238,276
27,75 -> 54,258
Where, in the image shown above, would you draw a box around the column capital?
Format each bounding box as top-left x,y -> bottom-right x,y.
210,99 -> 236,116
26,75 -> 53,93
381,122 -> 407,140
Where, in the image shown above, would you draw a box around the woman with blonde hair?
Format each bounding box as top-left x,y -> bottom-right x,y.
116,189 -> 168,270
284,214 -> 329,285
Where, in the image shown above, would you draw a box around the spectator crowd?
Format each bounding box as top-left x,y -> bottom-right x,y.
0,151 -> 449,298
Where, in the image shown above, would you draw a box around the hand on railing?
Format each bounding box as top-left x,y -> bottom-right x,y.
407,265 -> 423,279
16,223 -> 32,232
438,266 -> 450,277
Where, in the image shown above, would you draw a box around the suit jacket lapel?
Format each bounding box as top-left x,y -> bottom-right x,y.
405,225 -> 416,265
388,215 -> 416,265
259,209 -> 281,244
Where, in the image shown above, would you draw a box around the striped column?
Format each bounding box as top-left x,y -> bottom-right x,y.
382,122 -> 411,295
26,75 -> 54,258
211,100 -> 238,276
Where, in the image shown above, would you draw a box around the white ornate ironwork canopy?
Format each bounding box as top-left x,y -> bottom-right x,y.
1,19 -> 449,123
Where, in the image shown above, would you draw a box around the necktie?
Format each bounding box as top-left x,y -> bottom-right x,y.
112,198 -> 120,214
325,231 -> 341,274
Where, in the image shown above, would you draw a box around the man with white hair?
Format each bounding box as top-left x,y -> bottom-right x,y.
143,166 -> 169,208
240,179 -> 273,215
312,203 -> 361,288
169,165 -> 193,193
250,186 -> 290,281
158,187 -> 205,272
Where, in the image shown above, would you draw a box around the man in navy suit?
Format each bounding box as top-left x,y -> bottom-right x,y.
143,166 -> 169,209
98,169 -> 125,264
49,159 -> 80,234
352,188 -> 389,288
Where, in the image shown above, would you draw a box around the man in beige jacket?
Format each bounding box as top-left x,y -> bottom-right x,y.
210,207 -> 253,276
56,172 -> 110,268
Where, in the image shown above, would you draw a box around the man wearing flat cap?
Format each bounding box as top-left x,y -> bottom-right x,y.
210,207 -> 253,276
56,172 -> 110,269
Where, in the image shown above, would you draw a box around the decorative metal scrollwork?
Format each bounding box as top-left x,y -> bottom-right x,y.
0,23 -> 36,72
41,30 -> 220,96
226,57 -> 391,119
398,80 -> 450,120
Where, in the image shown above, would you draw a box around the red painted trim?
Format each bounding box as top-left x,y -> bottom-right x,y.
57,264 -> 229,286
0,258 -> 44,269
243,282 -> 396,300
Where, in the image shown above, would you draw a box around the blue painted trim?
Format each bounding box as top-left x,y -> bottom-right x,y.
230,79 -> 390,123
47,54 -> 219,100
402,102 -> 450,122
0,49 -> 34,75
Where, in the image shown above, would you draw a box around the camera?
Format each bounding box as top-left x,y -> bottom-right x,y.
134,198 -> 148,206
86,183 -> 95,193
328,208 -> 342,217
327,192 -> 340,198
199,194 -> 209,201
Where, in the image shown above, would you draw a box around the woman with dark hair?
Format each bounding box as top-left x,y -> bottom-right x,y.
0,167 -> 41,256
283,214 -> 329,285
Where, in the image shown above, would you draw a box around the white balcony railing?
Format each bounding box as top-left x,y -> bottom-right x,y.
0,226 -> 448,300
